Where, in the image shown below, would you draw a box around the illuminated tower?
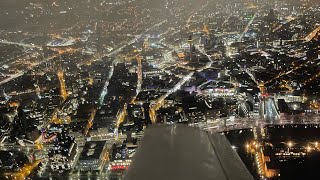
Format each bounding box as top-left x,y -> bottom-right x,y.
188,35 -> 193,61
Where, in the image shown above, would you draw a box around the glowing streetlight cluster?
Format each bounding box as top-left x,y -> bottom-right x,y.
305,141 -> 320,152
245,141 -> 260,153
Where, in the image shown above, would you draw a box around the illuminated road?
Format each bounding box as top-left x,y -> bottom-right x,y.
106,20 -> 167,57
239,13 -> 257,41
4,160 -> 42,180
99,60 -> 115,106
273,15 -> 296,32
100,20 -> 170,127
204,115 -> 320,134
135,56 -> 143,97
0,39 -> 42,49
222,14 -> 231,28
149,44 -> 215,123
195,45 -> 213,64
304,25 -> 320,42
0,48 -> 79,86
198,79 -> 234,90
0,51 -> 32,66
244,68 -> 259,86
112,20 -> 170,129
149,72 -> 194,123
0,143 -> 54,151
263,97 -> 280,122
108,20 -> 169,135
185,3 -> 208,28
265,57 -> 319,85
0,72 -> 24,86
57,69 -> 68,101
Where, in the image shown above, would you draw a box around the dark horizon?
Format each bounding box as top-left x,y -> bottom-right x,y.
0,0 -> 319,179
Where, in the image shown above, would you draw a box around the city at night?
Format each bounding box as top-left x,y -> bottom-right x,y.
0,0 -> 319,179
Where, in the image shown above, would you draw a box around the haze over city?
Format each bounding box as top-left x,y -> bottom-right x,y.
0,0 -> 319,179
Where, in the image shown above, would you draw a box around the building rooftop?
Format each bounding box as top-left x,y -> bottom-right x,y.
79,141 -> 106,161
49,133 -> 76,157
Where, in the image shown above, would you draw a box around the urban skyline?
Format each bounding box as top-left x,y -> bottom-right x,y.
0,0 -> 319,179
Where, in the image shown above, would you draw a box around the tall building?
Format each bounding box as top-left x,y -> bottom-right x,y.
266,9 -> 277,41
188,35 -> 193,60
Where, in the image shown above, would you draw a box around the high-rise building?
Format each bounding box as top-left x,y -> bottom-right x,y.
267,9 -> 277,41
188,35 -> 193,60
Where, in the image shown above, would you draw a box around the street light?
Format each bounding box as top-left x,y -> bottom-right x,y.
246,143 -> 250,149
287,141 -> 293,153
307,146 -> 312,152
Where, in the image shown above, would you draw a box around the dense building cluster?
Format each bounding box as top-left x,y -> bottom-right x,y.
0,0 -> 319,179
